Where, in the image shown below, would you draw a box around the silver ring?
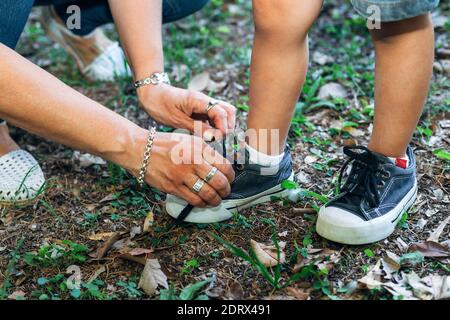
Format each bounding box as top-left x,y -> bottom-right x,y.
204,167 -> 218,182
192,179 -> 205,194
206,101 -> 219,113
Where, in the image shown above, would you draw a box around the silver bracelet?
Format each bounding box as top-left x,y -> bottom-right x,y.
134,72 -> 171,89
137,126 -> 157,187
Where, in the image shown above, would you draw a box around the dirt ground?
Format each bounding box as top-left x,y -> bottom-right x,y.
0,1 -> 449,300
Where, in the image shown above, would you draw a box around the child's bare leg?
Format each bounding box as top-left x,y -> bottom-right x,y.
0,122 -> 19,156
368,14 -> 434,157
248,0 -> 322,155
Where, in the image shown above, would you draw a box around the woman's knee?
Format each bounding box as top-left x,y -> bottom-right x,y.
253,0 -> 322,41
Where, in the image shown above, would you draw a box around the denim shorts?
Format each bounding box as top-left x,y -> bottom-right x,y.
351,0 -> 439,22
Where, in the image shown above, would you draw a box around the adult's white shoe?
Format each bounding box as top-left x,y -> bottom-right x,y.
0,150 -> 46,206
39,6 -> 131,82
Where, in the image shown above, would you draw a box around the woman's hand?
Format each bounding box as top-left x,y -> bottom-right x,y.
135,131 -> 235,207
137,84 -> 236,139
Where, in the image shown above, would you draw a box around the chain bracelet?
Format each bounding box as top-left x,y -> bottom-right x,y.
134,72 -> 171,89
137,126 -> 157,187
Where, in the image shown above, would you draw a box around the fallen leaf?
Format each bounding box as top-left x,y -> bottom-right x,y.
405,272 -> 434,300
87,265 -> 106,283
408,241 -> 450,258
89,232 -> 122,259
188,71 -> 210,91
423,275 -> 450,300
427,216 -> 450,242
250,239 -> 286,267
130,226 -> 142,239
304,155 -> 318,164
127,248 -> 154,256
225,281 -> 244,300
99,194 -> 116,203
381,251 -> 401,277
207,79 -> 227,93
88,232 -> 115,241
143,211 -> 154,233
138,259 -> 168,296
312,51 -> 333,66
8,290 -> 26,300
73,151 -> 106,168
342,126 -> 365,137
358,260 -> 383,290
318,82 -> 348,100
286,287 -> 310,300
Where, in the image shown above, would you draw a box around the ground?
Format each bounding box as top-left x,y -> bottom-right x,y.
0,0 -> 449,300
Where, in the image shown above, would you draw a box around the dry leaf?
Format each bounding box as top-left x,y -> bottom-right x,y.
427,216 -> 450,242
226,281 -> 244,300
87,265 -> 106,283
138,259 -> 168,296
381,251 -> 401,278
408,241 -> 450,258
405,272 -> 434,300
286,287 -> 310,300
73,151 -> 106,168
318,82 -> 348,100
358,260 -> 384,290
127,248 -> 154,256
342,126 -> 365,137
143,211 -> 154,233
250,239 -> 285,267
88,232 -> 115,241
89,232 -> 122,259
8,290 -> 26,300
188,71 -> 210,91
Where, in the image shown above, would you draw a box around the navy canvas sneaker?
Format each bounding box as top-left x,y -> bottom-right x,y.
165,144 -> 294,224
316,145 -> 418,245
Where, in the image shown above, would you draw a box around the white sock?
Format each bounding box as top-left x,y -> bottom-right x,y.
246,143 -> 284,167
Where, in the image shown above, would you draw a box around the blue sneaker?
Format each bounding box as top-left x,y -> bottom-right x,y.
316,146 -> 418,245
165,144 -> 294,224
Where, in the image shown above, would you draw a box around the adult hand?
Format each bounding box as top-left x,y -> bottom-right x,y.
139,132 -> 235,207
137,84 -> 236,140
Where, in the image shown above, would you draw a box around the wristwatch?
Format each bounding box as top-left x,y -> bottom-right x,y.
134,72 -> 171,89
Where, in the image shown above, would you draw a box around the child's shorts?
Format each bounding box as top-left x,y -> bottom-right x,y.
351,0 -> 439,22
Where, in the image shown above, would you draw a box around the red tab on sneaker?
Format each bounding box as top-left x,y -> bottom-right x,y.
395,158 -> 408,169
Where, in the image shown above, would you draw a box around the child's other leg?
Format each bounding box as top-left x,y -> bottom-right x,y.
248,0 -> 322,155
369,14 -> 434,157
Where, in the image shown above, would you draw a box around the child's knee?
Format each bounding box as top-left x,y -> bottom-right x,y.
253,0 -> 321,41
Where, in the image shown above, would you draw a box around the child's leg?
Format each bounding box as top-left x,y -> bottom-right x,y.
368,14 -> 434,157
248,0 -> 322,155
0,122 -> 19,156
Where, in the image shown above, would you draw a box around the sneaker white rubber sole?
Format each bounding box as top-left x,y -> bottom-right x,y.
166,173 -> 295,224
316,181 -> 418,245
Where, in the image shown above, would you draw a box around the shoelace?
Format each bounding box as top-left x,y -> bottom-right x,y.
337,146 -> 391,209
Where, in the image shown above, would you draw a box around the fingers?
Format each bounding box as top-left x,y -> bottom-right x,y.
185,175 -> 222,207
213,101 -> 236,131
201,143 -> 235,183
175,186 -> 207,208
185,90 -> 237,134
194,161 -> 231,198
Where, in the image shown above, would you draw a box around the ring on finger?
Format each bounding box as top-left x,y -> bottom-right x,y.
204,167 -> 218,182
206,101 -> 219,113
192,178 -> 205,194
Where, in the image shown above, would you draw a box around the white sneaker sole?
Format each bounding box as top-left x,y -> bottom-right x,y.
316,181 -> 418,245
166,173 -> 295,224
